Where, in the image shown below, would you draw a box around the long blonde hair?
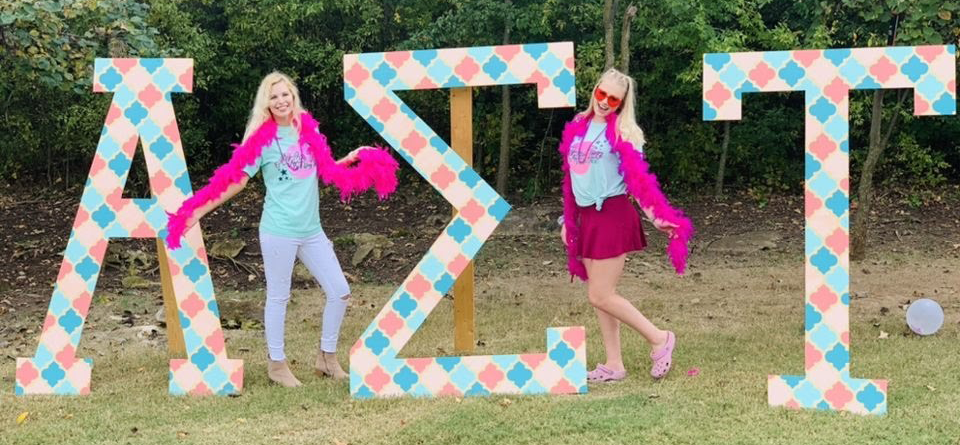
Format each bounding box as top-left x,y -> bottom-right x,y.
580,68 -> 645,147
242,71 -> 306,142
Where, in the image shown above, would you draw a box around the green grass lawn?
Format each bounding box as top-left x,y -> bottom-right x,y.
2,254 -> 958,444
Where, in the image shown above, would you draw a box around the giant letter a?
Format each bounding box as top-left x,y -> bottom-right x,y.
15,59 -> 243,396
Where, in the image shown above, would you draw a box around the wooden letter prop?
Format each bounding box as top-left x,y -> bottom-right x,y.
703,45 -> 956,415
15,59 -> 243,396
345,43 -> 585,398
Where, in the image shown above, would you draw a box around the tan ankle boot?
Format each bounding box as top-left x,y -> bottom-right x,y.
267,360 -> 302,387
315,351 -> 348,379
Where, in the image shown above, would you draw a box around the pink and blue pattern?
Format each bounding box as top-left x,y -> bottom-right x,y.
15,58 -> 243,396
703,45 -> 956,415
344,43 -> 586,398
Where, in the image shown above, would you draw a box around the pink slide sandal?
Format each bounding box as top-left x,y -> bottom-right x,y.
650,331 -> 676,379
587,364 -> 627,382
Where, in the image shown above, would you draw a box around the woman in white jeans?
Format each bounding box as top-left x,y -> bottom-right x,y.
181,72 -> 359,386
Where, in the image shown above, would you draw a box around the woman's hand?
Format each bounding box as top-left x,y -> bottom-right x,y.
337,147 -> 365,166
651,217 -> 679,239
560,223 -> 568,246
637,201 -> 679,239
184,214 -> 199,232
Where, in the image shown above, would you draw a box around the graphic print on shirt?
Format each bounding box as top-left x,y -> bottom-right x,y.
275,142 -> 316,180
568,135 -> 610,175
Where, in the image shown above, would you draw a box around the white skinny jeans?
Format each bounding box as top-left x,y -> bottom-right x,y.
260,229 -> 350,361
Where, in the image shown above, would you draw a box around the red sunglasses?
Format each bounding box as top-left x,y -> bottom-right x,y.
594,88 -> 623,108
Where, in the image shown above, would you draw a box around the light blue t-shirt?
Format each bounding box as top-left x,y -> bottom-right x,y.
243,125 -> 324,238
569,121 -> 637,209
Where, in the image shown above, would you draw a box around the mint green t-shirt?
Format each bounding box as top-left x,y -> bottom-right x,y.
243,125 -> 324,238
569,121 -> 636,210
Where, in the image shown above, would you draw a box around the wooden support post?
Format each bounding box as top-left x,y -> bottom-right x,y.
156,238 -> 186,357
450,87 -> 476,353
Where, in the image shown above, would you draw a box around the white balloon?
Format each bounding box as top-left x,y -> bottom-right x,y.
905,298 -> 944,336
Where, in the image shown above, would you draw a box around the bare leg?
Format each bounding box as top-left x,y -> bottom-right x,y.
584,256 -> 668,358
593,306 -> 624,372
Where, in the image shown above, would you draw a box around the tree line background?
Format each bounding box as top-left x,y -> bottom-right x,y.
2,1 -> 958,233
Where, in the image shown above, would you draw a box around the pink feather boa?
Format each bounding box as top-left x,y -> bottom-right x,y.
559,112 -> 693,280
165,112 -> 399,249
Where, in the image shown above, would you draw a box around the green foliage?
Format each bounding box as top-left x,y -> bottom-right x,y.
1,0 -> 958,201
883,133 -> 951,188
0,0 -> 161,186
0,0 -> 160,90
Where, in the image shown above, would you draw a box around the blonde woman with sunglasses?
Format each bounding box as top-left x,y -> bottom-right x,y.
557,68 -> 693,382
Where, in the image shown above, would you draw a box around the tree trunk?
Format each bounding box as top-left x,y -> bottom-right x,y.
495,83 -> 512,195
618,4 -> 637,74
108,37 -> 128,59
850,89 -> 907,260
603,0 -> 617,70
495,0 -> 512,195
46,141 -> 52,187
850,16 -> 901,261
381,0 -> 395,48
715,121 -> 730,197
534,110 -> 555,197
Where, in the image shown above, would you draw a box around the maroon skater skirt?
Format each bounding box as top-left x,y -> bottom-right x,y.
577,194 -> 647,260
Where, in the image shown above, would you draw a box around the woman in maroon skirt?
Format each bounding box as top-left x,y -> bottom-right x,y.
558,68 -> 693,382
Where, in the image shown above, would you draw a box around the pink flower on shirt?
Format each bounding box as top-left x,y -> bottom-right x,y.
279,143 -> 317,179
